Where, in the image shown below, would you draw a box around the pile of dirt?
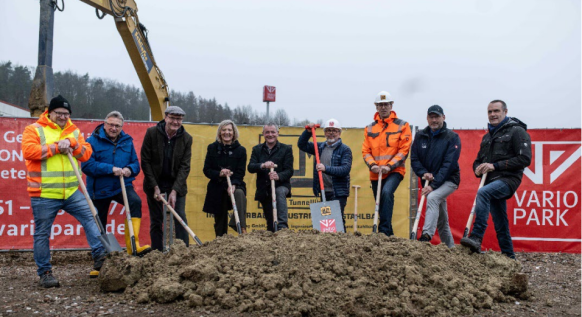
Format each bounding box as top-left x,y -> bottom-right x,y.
98,230 -> 528,316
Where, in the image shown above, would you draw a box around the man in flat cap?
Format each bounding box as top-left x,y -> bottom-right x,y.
141,106 -> 192,250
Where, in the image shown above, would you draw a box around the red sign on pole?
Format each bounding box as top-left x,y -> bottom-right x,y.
263,85 -> 276,102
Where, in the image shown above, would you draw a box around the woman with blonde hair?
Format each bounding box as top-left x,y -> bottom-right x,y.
202,120 -> 248,237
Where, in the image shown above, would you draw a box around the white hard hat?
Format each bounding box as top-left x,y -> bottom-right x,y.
374,91 -> 393,104
323,118 -> 342,130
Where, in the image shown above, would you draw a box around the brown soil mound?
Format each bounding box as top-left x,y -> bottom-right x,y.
98,230 -> 528,317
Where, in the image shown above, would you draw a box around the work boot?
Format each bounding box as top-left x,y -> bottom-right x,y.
460,234 -> 482,253
241,227 -> 247,234
89,252 -> 107,279
125,218 -> 152,257
39,270 -> 60,288
419,233 -> 432,242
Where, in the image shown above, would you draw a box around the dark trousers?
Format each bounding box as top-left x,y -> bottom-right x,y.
371,173 -> 404,236
92,186 -> 142,228
147,193 -> 188,251
325,191 -> 347,232
214,189 -> 247,237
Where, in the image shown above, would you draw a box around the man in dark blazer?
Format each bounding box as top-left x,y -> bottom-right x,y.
141,106 -> 192,250
248,123 -> 294,232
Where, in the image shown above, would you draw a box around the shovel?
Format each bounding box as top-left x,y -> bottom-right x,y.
463,173 -> 488,238
372,170 -> 383,233
67,153 -> 123,253
119,175 -> 137,256
352,185 -> 360,232
269,164 -> 279,232
226,175 -> 242,235
307,125 -> 343,233
157,195 -> 203,246
410,179 -> 430,240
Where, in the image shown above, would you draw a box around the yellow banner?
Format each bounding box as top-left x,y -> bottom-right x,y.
183,124 -> 411,242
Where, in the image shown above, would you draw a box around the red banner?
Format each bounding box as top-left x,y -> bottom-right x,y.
417,129 -> 581,253
263,85 -> 276,102
0,118 -> 154,250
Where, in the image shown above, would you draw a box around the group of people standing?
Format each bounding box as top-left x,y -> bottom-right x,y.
22,91 -> 531,288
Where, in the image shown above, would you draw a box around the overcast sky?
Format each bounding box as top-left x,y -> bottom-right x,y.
1,0 -> 580,128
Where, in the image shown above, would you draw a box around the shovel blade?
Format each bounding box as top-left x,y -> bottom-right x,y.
310,200 -> 344,233
98,233 -> 123,253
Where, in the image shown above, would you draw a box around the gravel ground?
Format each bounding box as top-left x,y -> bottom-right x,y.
0,235 -> 579,317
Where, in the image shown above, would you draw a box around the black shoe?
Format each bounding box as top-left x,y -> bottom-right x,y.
460,235 -> 482,252
93,253 -> 107,271
419,233 -> 432,242
39,271 -> 60,288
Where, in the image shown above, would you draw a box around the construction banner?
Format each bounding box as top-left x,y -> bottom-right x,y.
0,118 -> 411,250
415,129 -> 581,253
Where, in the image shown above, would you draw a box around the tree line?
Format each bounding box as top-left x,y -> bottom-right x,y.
0,61 -> 316,126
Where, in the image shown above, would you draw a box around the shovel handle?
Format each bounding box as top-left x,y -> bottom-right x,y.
270,167 -> 278,232
372,170 -> 383,233
463,173 -> 488,238
158,195 -> 203,246
308,125 -> 326,202
67,153 -> 106,235
226,175 -> 242,235
120,175 -> 137,256
410,179 -> 430,240
352,185 -> 360,232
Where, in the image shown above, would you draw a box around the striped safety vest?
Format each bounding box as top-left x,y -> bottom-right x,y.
22,111 -> 92,199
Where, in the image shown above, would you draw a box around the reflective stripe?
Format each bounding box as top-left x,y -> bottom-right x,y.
28,181 -> 41,188
41,145 -> 49,159
374,155 -> 394,161
74,146 -> 86,159
28,171 -> 76,178
41,181 -> 79,189
395,153 -> 406,159
363,154 -> 373,159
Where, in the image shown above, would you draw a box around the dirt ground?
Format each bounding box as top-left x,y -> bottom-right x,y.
0,231 -> 580,317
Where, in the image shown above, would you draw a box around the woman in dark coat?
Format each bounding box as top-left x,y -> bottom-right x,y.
203,119 -> 247,237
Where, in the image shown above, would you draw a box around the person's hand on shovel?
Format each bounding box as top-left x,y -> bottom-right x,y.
316,163 -> 326,172
269,171 -> 279,181
57,139 -> 72,154
122,167 -> 132,177
112,167 -> 123,176
261,161 -> 276,169
370,165 -> 380,174
219,168 -> 233,177
168,190 -> 177,209
380,165 -> 391,174
154,186 -> 162,201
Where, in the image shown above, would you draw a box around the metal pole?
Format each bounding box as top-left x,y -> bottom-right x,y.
28,0 -> 56,117
266,101 -> 270,122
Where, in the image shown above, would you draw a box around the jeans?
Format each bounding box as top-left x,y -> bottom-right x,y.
470,180 -> 514,257
259,186 -> 289,232
325,191 -> 347,232
147,193 -> 188,251
92,186 -> 142,227
371,173 -> 404,236
31,190 -> 105,276
214,188 -> 247,237
422,181 -> 457,248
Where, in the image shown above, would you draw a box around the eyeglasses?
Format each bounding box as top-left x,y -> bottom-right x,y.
324,129 -> 340,134
166,116 -> 183,122
53,111 -> 70,117
375,103 -> 393,109
105,122 -> 123,129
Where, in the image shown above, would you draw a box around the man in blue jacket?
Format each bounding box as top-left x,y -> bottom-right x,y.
411,105 -> 461,247
82,111 -> 151,256
298,119 -> 353,231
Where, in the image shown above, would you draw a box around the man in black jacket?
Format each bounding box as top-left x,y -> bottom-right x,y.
461,100 -> 531,259
411,105 -> 461,247
141,106 -> 193,251
247,123 -> 294,232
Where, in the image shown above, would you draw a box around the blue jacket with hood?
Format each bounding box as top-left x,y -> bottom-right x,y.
82,124 -> 140,200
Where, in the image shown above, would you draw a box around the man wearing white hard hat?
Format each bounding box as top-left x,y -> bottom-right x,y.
362,91 -> 412,236
298,118 -> 353,231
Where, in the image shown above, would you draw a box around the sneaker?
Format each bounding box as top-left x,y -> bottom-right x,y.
460,235 -> 482,252
93,253 -> 107,271
39,271 -> 60,288
419,233 -> 432,242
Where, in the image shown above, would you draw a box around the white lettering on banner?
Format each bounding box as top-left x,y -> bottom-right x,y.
515,190 -> 578,208
105,220 -> 125,235
0,200 -> 13,215
513,190 -> 577,227
513,208 -> 569,226
0,150 -> 23,162
3,131 -> 23,143
524,141 -> 581,184
0,168 -> 26,179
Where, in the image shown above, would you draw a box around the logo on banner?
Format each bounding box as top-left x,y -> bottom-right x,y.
523,141 -> 581,184
320,219 -> 336,232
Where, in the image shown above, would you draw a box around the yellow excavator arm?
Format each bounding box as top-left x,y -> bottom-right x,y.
29,0 -> 169,120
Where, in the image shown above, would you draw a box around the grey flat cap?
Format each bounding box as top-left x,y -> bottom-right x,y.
165,106 -> 186,116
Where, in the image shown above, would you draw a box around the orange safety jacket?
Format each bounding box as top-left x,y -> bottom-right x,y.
22,111 -> 92,199
362,111 -> 412,180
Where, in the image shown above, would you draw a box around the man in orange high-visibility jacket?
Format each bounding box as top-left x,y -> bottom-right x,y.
362,91 -> 412,236
22,95 -> 106,288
